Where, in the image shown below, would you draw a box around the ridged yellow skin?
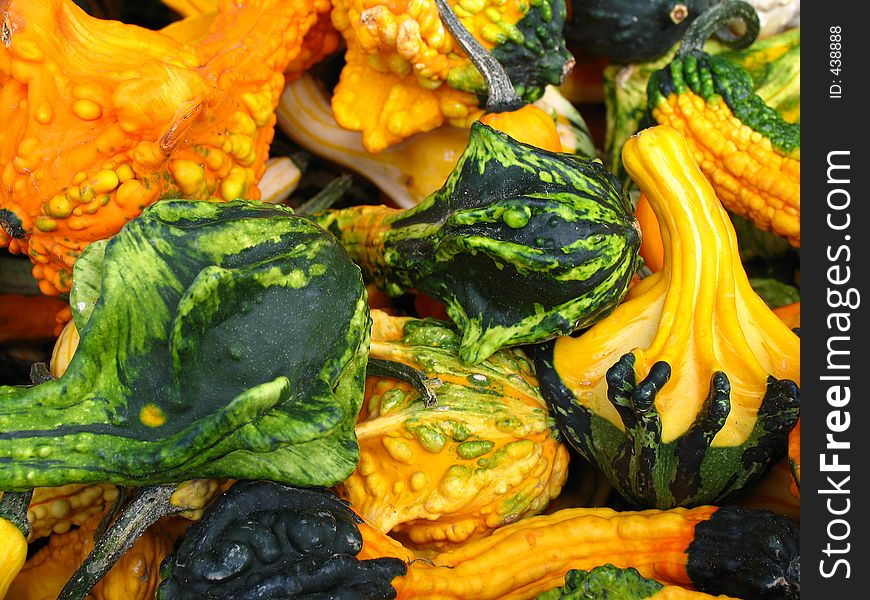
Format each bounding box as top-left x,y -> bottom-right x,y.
7,513 -> 186,600
651,91 -> 800,247
553,126 -> 799,446
357,505 -> 721,599
0,519 -> 27,600
340,310 -> 569,550
330,0 -> 531,152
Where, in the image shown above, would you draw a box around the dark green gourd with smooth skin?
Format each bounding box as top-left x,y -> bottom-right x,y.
567,0 -> 717,63
313,122 -> 642,365
0,199 -> 370,490
157,480 -> 407,600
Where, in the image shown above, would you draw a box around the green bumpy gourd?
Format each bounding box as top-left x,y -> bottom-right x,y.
314,122 -> 641,365
0,199 -> 369,491
446,0 -> 574,102
536,565 -> 665,599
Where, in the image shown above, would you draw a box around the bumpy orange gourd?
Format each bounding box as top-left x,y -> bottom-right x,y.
26,483 -> 120,541
0,0 -> 324,295
339,310 -> 569,550
355,503 -> 794,599
7,512 -> 188,600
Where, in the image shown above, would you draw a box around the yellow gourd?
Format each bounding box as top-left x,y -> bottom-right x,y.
339,310 -> 569,550
536,125 -> 800,507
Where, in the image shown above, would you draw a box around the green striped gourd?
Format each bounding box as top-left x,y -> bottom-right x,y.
0,199 -> 369,490
313,122 -> 641,365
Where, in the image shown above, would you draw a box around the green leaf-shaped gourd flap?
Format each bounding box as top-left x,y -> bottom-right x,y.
314,122 -> 641,365
0,199 -> 370,490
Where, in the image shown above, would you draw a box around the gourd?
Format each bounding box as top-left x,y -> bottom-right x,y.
0,294 -> 68,343
0,199 -> 370,490
566,0 -> 717,63
7,512 -> 187,600
773,301 -> 800,329
329,0 -> 574,152
732,456 -> 799,522
0,491 -> 31,599
647,1 -> 801,246
156,480 -> 408,599
536,565 -> 739,599
312,122 -> 641,364
734,0 -> 800,38
432,0 -> 564,153
358,503 -> 799,599
0,0 -> 326,295
160,0 -> 341,80
533,125 -> 800,508
339,310 -> 570,549
26,484 -> 120,541
277,76 -> 595,209
156,480 -> 798,600
603,26 -> 800,184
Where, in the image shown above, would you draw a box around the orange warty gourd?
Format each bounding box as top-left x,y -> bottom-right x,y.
355,503 -> 797,599
0,0 -> 325,295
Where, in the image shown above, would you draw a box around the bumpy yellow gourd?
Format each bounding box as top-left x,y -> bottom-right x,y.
329,0 -> 572,152
7,513 -> 187,600
26,484 -> 120,541
339,310 -> 569,549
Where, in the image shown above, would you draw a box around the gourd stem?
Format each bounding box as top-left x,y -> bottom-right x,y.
0,490 -> 33,537
367,357 -> 442,407
296,173 -> 352,216
58,484 -> 185,600
94,486 -> 128,541
432,0 -> 524,113
677,0 -> 760,56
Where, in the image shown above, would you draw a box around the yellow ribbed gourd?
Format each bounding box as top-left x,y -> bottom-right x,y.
533,125 -> 799,508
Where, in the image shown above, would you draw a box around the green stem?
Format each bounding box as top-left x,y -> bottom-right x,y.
58,484 -> 184,600
367,357 -> 442,408
295,173 -> 353,216
432,0 -> 524,112
0,490 -> 33,537
678,0 -> 760,56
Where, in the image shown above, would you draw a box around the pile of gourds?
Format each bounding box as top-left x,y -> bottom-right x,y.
0,0 -> 800,599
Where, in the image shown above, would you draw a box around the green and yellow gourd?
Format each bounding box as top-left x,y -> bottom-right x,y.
603,26 -> 800,183
313,122 -> 641,364
340,309 -> 569,549
534,125 -> 800,508
647,1 -> 801,246
156,481 -> 799,599
0,199 -> 369,490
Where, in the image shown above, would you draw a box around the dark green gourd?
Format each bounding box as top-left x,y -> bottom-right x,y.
157,480 -> 407,599
313,122 -> 642,365
567,0 -> 719,63
0,199 -> 369,490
